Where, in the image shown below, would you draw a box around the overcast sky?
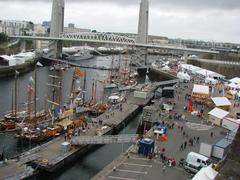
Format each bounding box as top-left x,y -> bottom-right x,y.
0,0 -> 239,43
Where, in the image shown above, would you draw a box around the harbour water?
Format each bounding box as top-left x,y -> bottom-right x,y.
50,114 -> 140,180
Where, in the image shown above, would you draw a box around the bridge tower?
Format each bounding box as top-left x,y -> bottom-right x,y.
137,0 -> 149,45
49,0 -> 65,58
134,0 -> 149,76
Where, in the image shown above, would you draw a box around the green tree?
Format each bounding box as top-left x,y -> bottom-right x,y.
0,33 -> 8,43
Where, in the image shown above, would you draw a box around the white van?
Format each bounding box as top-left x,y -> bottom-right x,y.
184,152 -> 211,173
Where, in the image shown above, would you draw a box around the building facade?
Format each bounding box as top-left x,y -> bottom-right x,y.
0,20 -> 33,35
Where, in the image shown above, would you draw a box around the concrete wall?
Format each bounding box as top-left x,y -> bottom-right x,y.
187,59 -> 239,79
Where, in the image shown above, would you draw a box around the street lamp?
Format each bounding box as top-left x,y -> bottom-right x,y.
122,122 -> 125,154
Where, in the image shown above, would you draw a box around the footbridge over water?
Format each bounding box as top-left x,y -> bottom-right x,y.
71,134 -> 138,145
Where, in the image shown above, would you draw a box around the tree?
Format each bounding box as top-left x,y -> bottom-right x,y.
0,33 -> 8,43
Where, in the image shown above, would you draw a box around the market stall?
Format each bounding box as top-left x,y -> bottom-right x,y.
192,84 -> 209,103
211,97 -> 231,111
208,107 -> 229,126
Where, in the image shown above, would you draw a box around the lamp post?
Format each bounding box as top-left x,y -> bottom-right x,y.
122,122 -> 125,154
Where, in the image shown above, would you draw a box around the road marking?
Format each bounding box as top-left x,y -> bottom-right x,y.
153,160 -> 185,171
108,176 -> 137,180
122,163 -> 152,168
116,169 -> 148,174
129,157 -> 150,161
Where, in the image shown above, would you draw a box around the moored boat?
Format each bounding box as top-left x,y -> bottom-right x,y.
0,51 -> 39,78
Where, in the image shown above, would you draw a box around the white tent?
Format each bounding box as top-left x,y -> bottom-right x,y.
180,64 -> 201,74
177,72 -> 191,82
192,165 -> 218,180
196,69 -> 225,79
208,107 -> 229,119
229,77 -> 240,85
211,97 -> 231,107
226,82 -> 240,90
196,69 -> 215,77
193,84 -> 209,95
205,77 -> 217,85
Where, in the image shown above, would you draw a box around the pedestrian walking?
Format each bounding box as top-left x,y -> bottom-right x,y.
197,137 -> 200,143
162,164 -> 166,173
180,144 -> 183,151
184,141 -> 187,149
181,126 -> 183,131
210,132 -> 213,137
183,131 -> 185,136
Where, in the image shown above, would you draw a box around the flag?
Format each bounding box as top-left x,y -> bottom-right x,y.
74,67 -> 83,77
188,96 -> 193,112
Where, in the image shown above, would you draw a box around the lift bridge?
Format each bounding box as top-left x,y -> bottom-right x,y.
71,134 -> 138,145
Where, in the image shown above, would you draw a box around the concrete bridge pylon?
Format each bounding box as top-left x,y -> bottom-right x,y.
49,0 -> 65,58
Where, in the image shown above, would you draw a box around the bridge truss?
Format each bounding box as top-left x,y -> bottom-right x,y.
59,32 -> 136,45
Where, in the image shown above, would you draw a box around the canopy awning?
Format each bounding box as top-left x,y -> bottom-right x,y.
57,119 -> 73,128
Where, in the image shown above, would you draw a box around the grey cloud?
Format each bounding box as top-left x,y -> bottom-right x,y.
2,0 -> 240,10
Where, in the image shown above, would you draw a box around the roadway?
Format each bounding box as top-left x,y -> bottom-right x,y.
9,35 -> 219,55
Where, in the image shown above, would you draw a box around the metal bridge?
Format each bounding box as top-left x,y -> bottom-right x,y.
9,33 -> 219,54
71,134 -> 138,145
59,32 -> 136,44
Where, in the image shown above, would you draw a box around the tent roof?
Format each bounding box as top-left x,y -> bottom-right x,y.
57,119 -> 73,128
180,64 -> 201,72
226,82 -> 239,89
211,97 -> 231,106
177,72 -> 191,80
193,84 -> 209,94
229,77 -> 240,84
192,165 -> 218,180
208,107 -> 229,119
196,69 -> 215,77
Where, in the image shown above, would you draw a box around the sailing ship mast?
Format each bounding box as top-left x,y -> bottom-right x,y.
14,71 -> 19,118
34,69 -> 37,118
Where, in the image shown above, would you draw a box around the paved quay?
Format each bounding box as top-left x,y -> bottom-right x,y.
92,79 -> 231,180
96,103 -> 140,128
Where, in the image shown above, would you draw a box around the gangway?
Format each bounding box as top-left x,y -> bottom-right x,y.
71,134 -> 138,145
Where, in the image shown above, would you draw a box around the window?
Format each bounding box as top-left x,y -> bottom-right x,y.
197,159 -> 201,163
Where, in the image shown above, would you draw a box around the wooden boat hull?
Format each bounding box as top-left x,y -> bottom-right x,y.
0,121 -> 16,131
